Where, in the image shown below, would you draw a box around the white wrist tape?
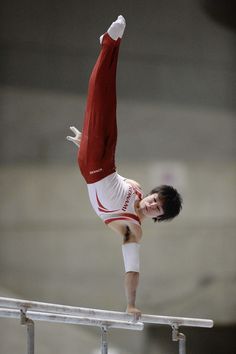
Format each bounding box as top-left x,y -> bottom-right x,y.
122,243 -> 140,273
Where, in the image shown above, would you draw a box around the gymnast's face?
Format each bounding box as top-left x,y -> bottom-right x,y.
138,193 -> 164,218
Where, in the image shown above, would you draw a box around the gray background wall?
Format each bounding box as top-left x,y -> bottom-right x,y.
0,1 -> 235,353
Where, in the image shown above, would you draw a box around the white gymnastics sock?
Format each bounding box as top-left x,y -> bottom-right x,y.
100,15 -> 126,44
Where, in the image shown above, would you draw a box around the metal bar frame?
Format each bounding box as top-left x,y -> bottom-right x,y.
0,296 -> 214,354
0,296 -> 213,327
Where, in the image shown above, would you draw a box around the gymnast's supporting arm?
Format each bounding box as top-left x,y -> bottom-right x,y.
122,241 -> 141,319
125,271 -> 141,319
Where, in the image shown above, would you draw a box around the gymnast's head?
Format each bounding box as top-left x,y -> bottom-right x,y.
138,185 -> 183,222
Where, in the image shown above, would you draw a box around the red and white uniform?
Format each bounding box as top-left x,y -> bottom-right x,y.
87,172 -> 143,225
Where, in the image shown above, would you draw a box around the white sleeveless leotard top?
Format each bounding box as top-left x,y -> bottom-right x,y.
87,172 -> 143,226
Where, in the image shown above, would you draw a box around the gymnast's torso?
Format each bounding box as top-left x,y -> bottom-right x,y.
87,172 -> 143,236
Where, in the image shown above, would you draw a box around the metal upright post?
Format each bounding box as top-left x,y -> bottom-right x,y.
26,319 -> 35,354
172,324 -> 186,354
178,333 -> 186,354
20,308 -> 35,354
101,325 -> 108,354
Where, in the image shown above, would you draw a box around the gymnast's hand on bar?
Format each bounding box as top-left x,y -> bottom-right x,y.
66,126 -> 82,148
126,305 -> 142,321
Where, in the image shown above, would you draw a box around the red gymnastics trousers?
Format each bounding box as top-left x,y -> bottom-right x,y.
78,33 -> 121,184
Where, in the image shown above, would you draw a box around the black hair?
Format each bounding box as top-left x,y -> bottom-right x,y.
148,185 -> 183,222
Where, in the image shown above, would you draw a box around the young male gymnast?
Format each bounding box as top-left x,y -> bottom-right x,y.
67,15 -> 182,319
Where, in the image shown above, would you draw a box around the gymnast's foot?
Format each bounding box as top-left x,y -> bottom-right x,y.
100,15 -> 126,44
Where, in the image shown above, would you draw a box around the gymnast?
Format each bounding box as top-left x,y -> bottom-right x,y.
67,15 -> 182,319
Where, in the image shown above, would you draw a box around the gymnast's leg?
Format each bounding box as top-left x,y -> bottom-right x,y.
77,16 -> 126,184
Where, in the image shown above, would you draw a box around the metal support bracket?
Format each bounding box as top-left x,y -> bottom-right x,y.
20,307 -> 35,354
172,323 -> 186,354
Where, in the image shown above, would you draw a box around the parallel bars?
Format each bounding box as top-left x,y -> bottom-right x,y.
0,296 -> 213,354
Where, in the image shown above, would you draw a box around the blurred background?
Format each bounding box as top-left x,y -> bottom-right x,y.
0,0 -> 235,353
